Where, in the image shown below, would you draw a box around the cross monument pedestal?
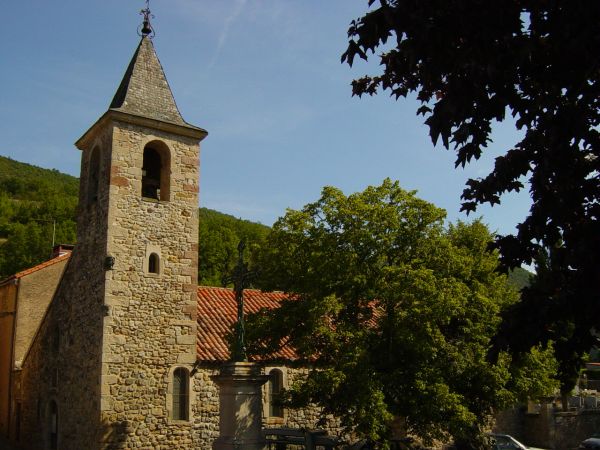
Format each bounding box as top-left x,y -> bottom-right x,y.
212,361 -> 269,450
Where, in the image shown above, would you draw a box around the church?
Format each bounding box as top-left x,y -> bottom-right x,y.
0,11 -> 339,450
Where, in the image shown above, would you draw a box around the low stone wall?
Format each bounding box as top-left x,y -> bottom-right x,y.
494,407 -> 525,440
495,405 -> 600,450
522,407 -> 555,449
554,410 -> 600,450
283,368 -> 341,433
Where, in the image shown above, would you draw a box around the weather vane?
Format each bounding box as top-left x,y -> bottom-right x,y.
138,0 -> 155,38
223,241 -> 257,362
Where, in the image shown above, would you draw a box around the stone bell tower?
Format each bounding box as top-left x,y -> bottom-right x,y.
74,13 -> 207,447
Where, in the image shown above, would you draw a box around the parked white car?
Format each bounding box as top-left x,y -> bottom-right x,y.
489,434 -> 547,450
579,434 -> 600,449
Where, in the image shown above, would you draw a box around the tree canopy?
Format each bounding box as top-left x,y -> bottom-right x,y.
248,179 -> 557,447
342,1 -> 600,391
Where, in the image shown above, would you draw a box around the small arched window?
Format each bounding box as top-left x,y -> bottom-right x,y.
87,147 -> 101,204
148,253 -> 160,274
268,369 -> 284,418
142,142 -> 170,201
172,368 -> 189,421
49,400 -> 58,450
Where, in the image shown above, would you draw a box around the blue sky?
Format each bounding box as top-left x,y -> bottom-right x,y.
1,1 -> 530,235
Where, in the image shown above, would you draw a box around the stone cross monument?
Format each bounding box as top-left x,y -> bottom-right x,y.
212,241 -> 268,450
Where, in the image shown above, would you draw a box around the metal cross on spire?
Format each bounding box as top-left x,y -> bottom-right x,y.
138,0 -> 155,38
223,240 -> 257,362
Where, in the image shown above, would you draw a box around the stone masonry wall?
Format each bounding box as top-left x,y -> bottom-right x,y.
282,368 -> 341,433
17,126 -> 113,449
192,367 -> 220,447
493,407 -> 525,442
100,121 -> 200,449
553,410 -> 600,450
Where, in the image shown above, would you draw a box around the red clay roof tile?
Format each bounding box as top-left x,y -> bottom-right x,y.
5,253 -> 71,282
197,286 -> 298,362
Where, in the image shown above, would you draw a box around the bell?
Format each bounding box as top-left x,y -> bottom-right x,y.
141,19 -> 152,36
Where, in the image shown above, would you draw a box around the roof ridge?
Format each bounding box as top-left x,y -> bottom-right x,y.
2,253 -> 71,283
197,285 -> 285,294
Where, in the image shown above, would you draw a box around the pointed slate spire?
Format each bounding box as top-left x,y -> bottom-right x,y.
109,36 -> 188,127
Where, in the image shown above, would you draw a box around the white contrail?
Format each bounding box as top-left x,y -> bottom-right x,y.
209,0 -> 248,69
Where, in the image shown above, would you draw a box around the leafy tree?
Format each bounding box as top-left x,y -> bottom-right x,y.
0,191 -> 15,234
0,222 -> 51,276
247,180 -> 557,448
342,1 -> 600,391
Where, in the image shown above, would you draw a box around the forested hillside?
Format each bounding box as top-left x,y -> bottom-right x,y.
508,267 -> 533,290
198,209 -> 269,286
0,155 -> 269,283
0,156 -> 79,277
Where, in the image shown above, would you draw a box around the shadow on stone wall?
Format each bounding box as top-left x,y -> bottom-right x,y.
101,419 -> 129,450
